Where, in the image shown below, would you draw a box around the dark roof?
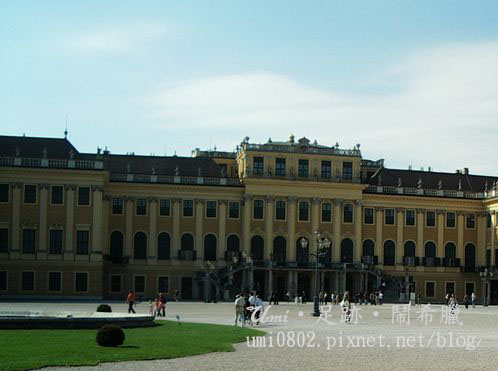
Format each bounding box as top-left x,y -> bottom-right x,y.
103,154 -> 222,177
0,135 -> 80,159
370,168 -> 497,192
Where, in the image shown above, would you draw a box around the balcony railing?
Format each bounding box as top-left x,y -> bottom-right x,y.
442,258 -> 461,268
0,156 -> 104,170
403,256 -> 418,266
361,255 -> 378,265
109,173 -> 242,187
365,185 -> 485,200
103,254 -> 129,264
178,249 -> 197,261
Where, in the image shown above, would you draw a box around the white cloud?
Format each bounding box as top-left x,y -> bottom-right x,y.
143,42 -> 498,175
67,23 -> 167,53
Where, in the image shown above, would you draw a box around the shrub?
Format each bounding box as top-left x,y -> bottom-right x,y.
96,304 -> 112,313
96,325 -> 125,347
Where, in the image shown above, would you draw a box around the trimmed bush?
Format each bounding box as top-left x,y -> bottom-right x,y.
96,304 -> 112,313
96,325 -> 125,347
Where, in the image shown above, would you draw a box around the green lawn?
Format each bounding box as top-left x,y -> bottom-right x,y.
0,321 -> 264,371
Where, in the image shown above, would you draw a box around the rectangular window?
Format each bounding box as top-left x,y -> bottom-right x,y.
183,200 -> 194,217
426,211 -> 436,227
425,282 -> 435,297
206,201 -> 217,218
22,229 -> 36,254
406,210 -> 415,226
253,199 -> 264,220
385,208 -> 395,225
321,161 -> 332,179
0,271 -> 6,290
275,200 -> 286,220
48,272 -> 62,292
158,276 -> 169,293
253,157 -> 264,175
322,203 -> 332,222
466,214 -> 475,229
0,228 -> 8,253
76,231 -> 89,255
134,275 -> 145,293
228,201 -> 240,219
0,184 -> 9,203
110,275 -> 121,292
445,282 -> 455,295
136,198 -> 147,216
465,282 -> 475,296
49,230 -> 63,254
51,186 -> 63,205
275,158 -> 286,176
342,162 -> 353,180
364,208 -> 374,224
21,271 -> 35,291
159,199 -> 170,216
486,250 -> 491,266
75,272 -> 88,292
112,197 -> 123,215
298,159 -> 309,177
487,213 -> 492,228
24,184 -> 37,204
343,203 -> 353,223
77,187 -> 90,206
446,212 -> 456,228
298,201 -> 309,221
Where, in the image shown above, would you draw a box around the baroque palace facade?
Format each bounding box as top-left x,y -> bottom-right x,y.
1,133 -> 498,304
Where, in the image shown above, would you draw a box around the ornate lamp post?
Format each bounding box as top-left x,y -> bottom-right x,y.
301,231 -> 331,316
480,268 -> 494,307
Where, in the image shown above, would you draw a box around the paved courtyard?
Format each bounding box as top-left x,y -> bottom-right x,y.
2,301 -> 497,370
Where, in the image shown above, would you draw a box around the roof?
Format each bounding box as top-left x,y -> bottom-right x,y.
0,135 -> 80,159
370,168 -> 497,192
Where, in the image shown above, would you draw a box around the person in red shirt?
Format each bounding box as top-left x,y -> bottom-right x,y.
126,290 -> 136,314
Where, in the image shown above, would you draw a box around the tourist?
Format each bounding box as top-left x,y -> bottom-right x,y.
273,291 -> 279,305
254,295 -> 263,325
340,291 -> 352,323
234,293 -> 246,327
148,300 -> 155,316
445,292 -> 450,305
379,291 -> 384,305
302,291 -> 307,304
158,292 -> 166,317
416,291 -> 421,306
471,292 -> 476,308
464,294 -> 470,309
330,292 -> 335,305
319,291 -> 324,305
286,291 -> 291,303
174,289 -> 179,302
269,292 -> 274,305
324,291 -> 328,304
126,290 -> 136,314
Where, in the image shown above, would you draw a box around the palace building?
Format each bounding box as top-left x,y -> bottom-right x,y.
1,133 -> 498,304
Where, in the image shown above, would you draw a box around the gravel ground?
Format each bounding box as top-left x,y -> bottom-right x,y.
2,301 -> 497,371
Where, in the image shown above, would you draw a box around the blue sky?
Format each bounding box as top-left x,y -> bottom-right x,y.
2,1 -> 498,175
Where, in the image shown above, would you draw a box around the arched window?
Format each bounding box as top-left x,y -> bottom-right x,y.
404,241 -> 416,257
181,233 -> 194,250
204,234 -> 217,261
157,232 -> 170,260
362,239 -> 375,257
445,242 -> 456,259
227,235 -> 240,252
425,241 -> 436,257
110,231 -> 123,263
273,236 -> 286,263
341,238 -> 353,263
464,243 -> 476,272
133,232 -> 147,259
296,237 -> 309,264
251,236 -> 264,261
383,240 -> 395,266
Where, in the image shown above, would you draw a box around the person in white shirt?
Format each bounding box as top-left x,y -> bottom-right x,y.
234,293 -> 246,326
471,292 -> 476,308
248,292 -> 256,306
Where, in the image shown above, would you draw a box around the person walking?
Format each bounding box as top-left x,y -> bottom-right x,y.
234,293 -> 246,326
126,290 -> 136,314
301,291 -> 307,304
341,291 -> 352,323
464,294 -> 470,309
471,292 -> 476,308
286,291 -> 291,303
174,289 -> 179,302
158,292 -> 166,317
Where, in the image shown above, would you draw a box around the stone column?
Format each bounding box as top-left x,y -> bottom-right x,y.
436,209 -> 445,259
311,197 -> 321,251
287,196 -> 297,261
264,195 -> 274,260
267,269 -> 273,299
10,183 -> 22,257
102,195 -> 111,255
38,183 -> 49,258
242,193 -> 252,255
354,200 -> 363,262
148,197 -> 158,263
396,208 -> 404,265
195,199 -> 204,260
333,199 -> 343,262
416,209 -> 425,258
172,198 -> 181,257
64,185 -> 76,259
375,207 -> 383,262
125,196 -> 134,258
91,186 -> 103,261
218,200 -> 227,260
477,212 -> 486,266
287,270 -> 293,296
457,211 -> 464,261
491,211 -> 496,266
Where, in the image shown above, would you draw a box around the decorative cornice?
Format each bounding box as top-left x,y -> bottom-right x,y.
416,208 -> 425,214
374,206 -> 384,212
265,194 -> 275,202
148,197 -> 158,203
218,199 -> 228,205
11,182 -> 23,189
171,197 -> 182,204
313,197 -> 322,204
64,184 -> 77,191
195,198 -> 205,205
123,196 -> 135,202
38,183 -> 50,190
355,199 -> 363,207
91,185 -> 104,192
436,209 -> 445,215
287,196 -> 297,202
395,207 -> 405,213
456,211 -> 465,216
477,211 -> 487,217
333,198 -> 343,206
